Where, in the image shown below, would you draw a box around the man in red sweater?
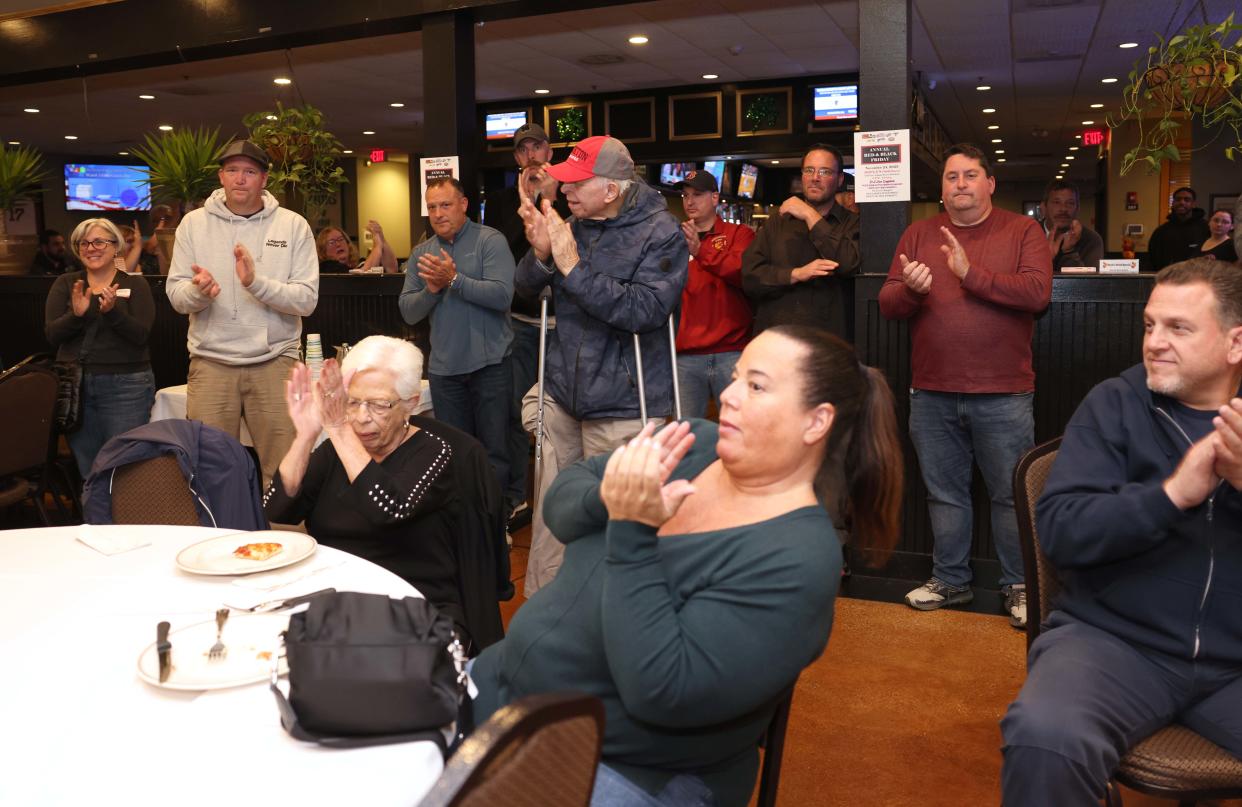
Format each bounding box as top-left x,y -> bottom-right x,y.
879,143 -> 1052,628
674,169 -> 756,417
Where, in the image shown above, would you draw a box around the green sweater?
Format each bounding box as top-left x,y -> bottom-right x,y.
470,420 -> 840,806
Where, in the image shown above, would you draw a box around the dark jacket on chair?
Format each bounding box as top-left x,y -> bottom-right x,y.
83,419 -> 267,530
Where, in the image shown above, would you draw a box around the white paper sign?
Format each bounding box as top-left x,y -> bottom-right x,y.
1099,259 -> 1140,274
5,200 -> 37,236
418,156 -> 460,217
853,129 -> 911,203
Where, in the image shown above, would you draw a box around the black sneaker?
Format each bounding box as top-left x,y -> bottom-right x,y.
904,578 -> 974,611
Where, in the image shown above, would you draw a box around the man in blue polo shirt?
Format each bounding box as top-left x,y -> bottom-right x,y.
400,176 -> 516,498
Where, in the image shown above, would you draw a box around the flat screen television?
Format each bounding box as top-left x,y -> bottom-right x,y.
659,162 -> 695,186
65,163 -> 150,211
812,84 -> 859,122
701,160 -> 725,189
737,163 -> 759,199
485,110 -> 528,142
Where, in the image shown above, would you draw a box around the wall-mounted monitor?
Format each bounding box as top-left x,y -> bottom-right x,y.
659,162 -> 695,186
65,163 -> 150,211
812,84 -> 859,123
737,163 -> 759,199
701,160 -> 725,189
486,110 -> 529,142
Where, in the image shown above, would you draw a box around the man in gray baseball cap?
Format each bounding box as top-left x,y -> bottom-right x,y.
512,135 -> 687,589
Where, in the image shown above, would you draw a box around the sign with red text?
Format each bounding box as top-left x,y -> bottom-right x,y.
853,129 -> 910,203
1082,128 -> 1107,147
418,156 -> 459,216
369,149 -> 386,163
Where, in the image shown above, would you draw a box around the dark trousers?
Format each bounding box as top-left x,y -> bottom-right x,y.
1000,612 -> 1242,806
505,320 -> 540,509
430,358 -> 513,502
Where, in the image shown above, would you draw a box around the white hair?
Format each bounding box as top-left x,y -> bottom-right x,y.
340,336 -> 424,400
69,218 -> 125,259
612,178 -> 633,196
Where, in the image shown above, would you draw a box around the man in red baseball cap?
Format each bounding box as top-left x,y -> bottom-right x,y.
514,135 -> 688,587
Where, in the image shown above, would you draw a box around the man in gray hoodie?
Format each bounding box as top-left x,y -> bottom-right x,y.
166,139 -> 319,485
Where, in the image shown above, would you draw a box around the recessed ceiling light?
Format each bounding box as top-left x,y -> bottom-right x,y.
987,124 -> 999,130
1069,146 -> 1080,151
1101,77 -> 1118,84
534,89 -> 550,95
362,130 -> 375,135
265,115 -> 277,121
770,160 -> 779,164
64,135 -> 78,140
1055,174 -> 1063,179
1075,134 -> 1082,139
118,151 -> 129,155
8,140 -> 20,145
159,124 -> 173,131
996,158 -> 1007,163
1090,103 -> 1104,109
1081,120 -> 1094,125
23,108 -> 39,113
702,74 -> 718,80
991,138 -> 1002,143
995,149 -> 1005,154
1119,42 -> 1138,49
976,85 -> 991,91
138,94 -> 155,100
982,108 -> 996,113
343,149 -> 353,154
389,102 -> 404,108
628,35 -> 649,45
1066,155 -> 1075,160
274,77 -> 292,85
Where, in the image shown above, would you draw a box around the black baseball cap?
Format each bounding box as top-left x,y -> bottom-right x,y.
675,169 -> 718,193
218,140 -> 271,171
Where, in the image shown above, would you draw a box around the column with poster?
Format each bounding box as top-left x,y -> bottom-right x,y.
418,156 -> 460,216
853,130 -> 910,203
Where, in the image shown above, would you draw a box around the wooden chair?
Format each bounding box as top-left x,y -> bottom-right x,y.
111,454 -> 200,525
1013,439 -> 1242,806
417,692 -> 604,807
756,684 -> 797,807
0,363 -> 59,525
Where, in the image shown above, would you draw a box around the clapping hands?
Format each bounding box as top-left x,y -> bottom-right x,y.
599,421 -> 697,527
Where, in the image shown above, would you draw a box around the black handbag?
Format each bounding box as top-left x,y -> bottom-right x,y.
271,592 -> 470,751
52,317 -> 100,434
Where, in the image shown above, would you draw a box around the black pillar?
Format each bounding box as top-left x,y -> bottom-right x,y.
859,0 -> 913,275
422,11 -> 478,214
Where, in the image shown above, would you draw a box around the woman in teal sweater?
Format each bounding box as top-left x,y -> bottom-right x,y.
470,325 -> 904,806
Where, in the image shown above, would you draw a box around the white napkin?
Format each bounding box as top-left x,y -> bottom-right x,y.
76,524 -> 151,556
230,557 -> 345,592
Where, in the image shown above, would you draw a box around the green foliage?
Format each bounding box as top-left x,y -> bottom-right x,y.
1107,12 -> 1242,174
243,102 -> 347,220
744,95 -> 779,132
0,143 -> 47,211
129,126 -> 225,213
554,107 -> 586,143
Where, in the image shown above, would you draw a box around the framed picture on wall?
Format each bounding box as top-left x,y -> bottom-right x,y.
605,97 -> 656,144
1210,193 -> 1239,214
544,102 -> 593,149
736,87 -> 792,137
669,92 -> 723,141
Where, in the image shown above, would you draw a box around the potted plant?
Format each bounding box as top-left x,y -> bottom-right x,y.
1108,13 -> 1242,174
242,103 -> 347,226
0,143 -> 47,275
130,126 -> 225,271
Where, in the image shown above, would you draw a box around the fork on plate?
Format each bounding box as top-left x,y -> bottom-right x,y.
208,608 -> 229,661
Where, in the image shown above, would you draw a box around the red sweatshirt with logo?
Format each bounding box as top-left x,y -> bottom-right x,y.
676,219 -> 756,355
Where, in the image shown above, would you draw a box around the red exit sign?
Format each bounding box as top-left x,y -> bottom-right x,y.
369,149 -> 387,163
1082,129 -> 1107,147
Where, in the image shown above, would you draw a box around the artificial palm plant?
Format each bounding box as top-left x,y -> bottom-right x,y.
0,143 -> 47,240
130,126 -> 225,215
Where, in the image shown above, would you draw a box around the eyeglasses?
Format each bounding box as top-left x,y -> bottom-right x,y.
346,398 -> 400,416
77,238 -> 118,251
325,237 -> 347,247
801,167 -> 838,178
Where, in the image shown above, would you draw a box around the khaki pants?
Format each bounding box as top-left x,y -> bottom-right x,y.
187,355 -> 296,487
520,386 -> 645,595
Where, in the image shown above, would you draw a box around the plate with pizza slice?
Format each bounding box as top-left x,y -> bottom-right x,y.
175,530 -> 317,576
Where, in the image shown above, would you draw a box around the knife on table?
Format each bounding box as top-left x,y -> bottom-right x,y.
156,621 -> 172,683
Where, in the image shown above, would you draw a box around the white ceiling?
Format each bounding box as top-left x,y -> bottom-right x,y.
1,0 -> 1237,186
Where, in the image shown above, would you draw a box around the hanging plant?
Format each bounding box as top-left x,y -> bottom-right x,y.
555,107 -> 587,143
1107,13 -> 1242,174
744,95 -> 779,132
243,102 -> 348,221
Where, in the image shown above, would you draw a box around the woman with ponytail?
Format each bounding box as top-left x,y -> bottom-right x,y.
470,324 -> 902,807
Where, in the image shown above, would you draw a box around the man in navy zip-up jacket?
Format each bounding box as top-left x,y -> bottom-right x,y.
1001,258 -> 1242,804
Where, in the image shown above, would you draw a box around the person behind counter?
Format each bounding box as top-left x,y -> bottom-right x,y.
469,325 -> 903,807
316,220 -> 399,274
1200,209 -> 1238,263
44,218 -> 156,477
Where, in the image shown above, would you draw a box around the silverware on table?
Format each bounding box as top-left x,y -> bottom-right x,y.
224,587 -> 337,614
207,608 -> 229,661
156,621 -> 172,683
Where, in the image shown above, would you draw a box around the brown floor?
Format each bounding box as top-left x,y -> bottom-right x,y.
502,524 -> 1240,807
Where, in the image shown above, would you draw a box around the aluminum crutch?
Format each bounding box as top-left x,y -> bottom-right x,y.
532,287 -> 552,512
631,313 -> 683,428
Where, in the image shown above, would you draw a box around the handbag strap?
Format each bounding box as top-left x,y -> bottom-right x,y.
269,681 -> 449,752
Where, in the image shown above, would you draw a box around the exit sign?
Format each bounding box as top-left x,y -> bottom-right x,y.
369,149 -> 387,163
1082,129 -> 1107,147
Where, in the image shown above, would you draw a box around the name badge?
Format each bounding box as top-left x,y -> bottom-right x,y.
115,288 -> 132,298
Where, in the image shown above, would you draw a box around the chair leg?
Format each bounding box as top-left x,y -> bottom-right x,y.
1104,780 -> 1123,807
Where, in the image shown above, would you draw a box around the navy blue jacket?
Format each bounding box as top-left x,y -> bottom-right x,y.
516,180 -> 688,420
1038,363 -> 1242,663
83,419 -> 268,530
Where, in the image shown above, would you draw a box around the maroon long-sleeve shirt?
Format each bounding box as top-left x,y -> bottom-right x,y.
878,209 -> 1052,393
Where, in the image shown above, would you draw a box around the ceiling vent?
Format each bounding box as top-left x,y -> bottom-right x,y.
578,53 -> 625,66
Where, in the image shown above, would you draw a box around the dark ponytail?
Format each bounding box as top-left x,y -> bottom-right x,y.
768,325 -> 903,564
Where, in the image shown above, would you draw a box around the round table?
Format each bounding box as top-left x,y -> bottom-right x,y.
0,524 -> 445,807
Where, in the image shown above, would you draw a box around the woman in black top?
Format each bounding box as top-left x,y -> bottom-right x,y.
315,221 -> 398,273
44,218 -> 156,476
1200,209 -> 1238,263
263,336 -> 468,634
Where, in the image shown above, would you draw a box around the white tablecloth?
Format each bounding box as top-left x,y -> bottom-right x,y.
0,525 -> 444,807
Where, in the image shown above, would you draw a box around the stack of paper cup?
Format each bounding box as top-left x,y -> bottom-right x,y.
306,333 -> 324,381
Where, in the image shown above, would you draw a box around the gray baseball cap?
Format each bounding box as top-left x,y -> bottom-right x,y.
546,136 -> 634,183
218,140 -> 271,171
513,122 -> 549,147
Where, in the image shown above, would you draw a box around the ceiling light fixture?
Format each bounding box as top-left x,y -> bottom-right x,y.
138,94 -> 155,100
274,77 -> 292,85
1055,174 -> 1063,179
343,149 -> 353,154
1069,146 -> 1080,151
1090,103 -> 1104,109
8,140 -> 20,145
995,149 -> 1005,154
991,138 -> 1002,143
23,108 -> 39,113
534,89 -> 550,95
1101,77 -> 1118,83
996,158 -> 1007,163
158,125 -> 173,131
1075,134 -> 1082,139
118,151 -> 129,155
702,74 -> 718,80
976,85 -> 991,91
628,35 -> 649,45
982,107 -> 996,113
1119,42 -> 1138,49
770,160 -> 779,164
987,124 -> 999,130
1066,155 -> 1075,160
64,135 -> 78,140
265,115 -> 277,121
1081,120 -> 1094,125
390,102 -> 404,108
362,130 -> 375,135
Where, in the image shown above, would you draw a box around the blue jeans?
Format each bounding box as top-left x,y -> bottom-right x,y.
591,764 -> 716,807
908,389 -> 1033,588
506,320 -> 541,508
676,351 -> 741,419
430,358 -> 512,499
68,369 -> 156,478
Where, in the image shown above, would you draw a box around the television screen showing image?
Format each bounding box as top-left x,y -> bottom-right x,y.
486,110 -> 528,141
813,85 -> 859,122
660,162 -> 695,186
702,160 -> 725,188
737,163 -> 759,199
65,164 -> 150,211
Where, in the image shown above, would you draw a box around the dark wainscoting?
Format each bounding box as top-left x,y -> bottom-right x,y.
852,273 -> 1154,589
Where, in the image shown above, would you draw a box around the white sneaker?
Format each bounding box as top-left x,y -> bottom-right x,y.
1003,584 -> 1027,629
904,578 -> 974,611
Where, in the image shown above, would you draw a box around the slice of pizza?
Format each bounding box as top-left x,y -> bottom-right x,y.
233,542 -> 284,561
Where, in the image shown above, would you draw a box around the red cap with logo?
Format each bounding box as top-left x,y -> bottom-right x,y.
546,136 -> 634,183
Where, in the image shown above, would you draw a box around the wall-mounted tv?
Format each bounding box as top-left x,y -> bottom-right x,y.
659,162 -> 695,186
812,84 -> 859,122
486,110 -> 528,142
701,160 -> 725,189
65,163 -> 150,211
737,163 -> 759,199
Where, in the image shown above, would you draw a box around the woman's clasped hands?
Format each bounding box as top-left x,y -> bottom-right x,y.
600,420 -> 697,527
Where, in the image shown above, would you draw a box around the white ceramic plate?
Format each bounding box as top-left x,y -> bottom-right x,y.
175,530 -> 316,576
136,612 -> 291,691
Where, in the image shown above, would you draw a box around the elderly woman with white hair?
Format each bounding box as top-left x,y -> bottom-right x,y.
264,335 -> 470,633
44,217 -> 156,476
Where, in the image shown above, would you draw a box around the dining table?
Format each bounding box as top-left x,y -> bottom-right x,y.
0,524 -> 446,807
